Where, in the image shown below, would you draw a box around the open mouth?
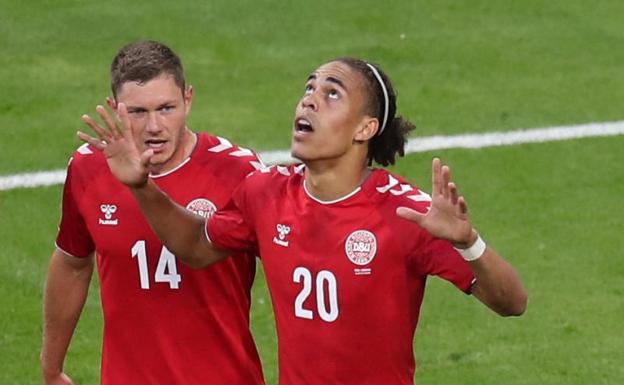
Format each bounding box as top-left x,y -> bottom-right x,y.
145,139 -> 167,151
295,118 -> 314,133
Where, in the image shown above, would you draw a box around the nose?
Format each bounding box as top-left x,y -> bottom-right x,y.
146,111 -> 162,133
300,93 -> 318,111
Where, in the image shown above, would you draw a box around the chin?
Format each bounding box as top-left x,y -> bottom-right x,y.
148,153 -> 174,172
290,145 -> 310,162
291,150 -> 332,165
291,141 -> 338,164
150,152 -> 168,164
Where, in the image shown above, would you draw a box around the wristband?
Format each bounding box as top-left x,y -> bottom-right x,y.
454,234 -> 486,261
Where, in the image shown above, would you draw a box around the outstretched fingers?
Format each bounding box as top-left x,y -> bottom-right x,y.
139,148 -> 155,168
117,103 -> 134,141
96,105 -> 123,139
443,167 -> 469,216
77,130 -> 107,150
432,157 -> 455,200
457,196 -> 468,215
448,182 -> 459,205
431,157 -> 471,215
81,113 -> 113,143
441,165 -> 451,199
431,157 -> 441,196
396,206 -> 425,225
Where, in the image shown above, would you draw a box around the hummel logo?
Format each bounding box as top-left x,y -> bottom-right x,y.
272,224 -> 291,247
99,204 -> 118,225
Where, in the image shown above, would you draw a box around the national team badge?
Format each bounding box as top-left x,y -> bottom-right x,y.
345,230 -> 377,266
186,198 -> 217,219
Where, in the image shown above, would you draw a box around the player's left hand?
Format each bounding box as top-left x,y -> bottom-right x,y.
396,157 -> 477,248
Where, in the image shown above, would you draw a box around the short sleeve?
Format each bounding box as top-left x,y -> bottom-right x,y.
206,181 -> 257,254
418,232 -> 475,294
55,160 -> 95,258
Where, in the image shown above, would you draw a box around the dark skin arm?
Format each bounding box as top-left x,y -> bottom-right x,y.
397,158 -> 527,316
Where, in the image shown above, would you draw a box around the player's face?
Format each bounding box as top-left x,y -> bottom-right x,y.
291,61 -> 374,162
113,74 -> 193,173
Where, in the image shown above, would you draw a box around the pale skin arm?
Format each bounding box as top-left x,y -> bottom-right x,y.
77,103 -> 229,268
396,158 -> 528,316
40,249 -> 94,385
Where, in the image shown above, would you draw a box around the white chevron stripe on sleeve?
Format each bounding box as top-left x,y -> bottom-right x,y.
208,136 -> 233,153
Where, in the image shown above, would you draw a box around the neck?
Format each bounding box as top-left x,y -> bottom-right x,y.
304,158 -> 371,202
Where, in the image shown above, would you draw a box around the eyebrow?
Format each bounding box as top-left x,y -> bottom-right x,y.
307,73 -> 348,91
126,105 -> 146,112
126,101 -> 175,111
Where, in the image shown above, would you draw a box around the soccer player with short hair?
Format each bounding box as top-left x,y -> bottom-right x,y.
41,40 -> 265,385
79,57 -> 527,385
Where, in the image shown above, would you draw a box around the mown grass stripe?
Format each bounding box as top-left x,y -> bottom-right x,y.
2,120 -> 623,191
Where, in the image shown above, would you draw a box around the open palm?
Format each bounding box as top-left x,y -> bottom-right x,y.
78,103 -> 153,188
396,158 -> 475,248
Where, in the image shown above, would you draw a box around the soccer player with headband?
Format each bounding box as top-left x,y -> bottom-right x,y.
79,56 -> 527,385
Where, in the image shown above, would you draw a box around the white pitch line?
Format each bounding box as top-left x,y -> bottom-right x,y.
2,120 -> 624,191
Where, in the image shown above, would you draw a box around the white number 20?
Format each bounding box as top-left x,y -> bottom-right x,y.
131,240 -> 182,290
293,267 -> 339,322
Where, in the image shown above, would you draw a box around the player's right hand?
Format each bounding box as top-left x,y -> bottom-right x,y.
78,103 -> 152,189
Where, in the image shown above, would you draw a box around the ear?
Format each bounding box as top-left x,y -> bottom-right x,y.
106,97 -> 117,111
184,85 -> 193,115
354,117 -> 379,142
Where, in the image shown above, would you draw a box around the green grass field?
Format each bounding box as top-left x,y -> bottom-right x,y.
1,1 -> 623,384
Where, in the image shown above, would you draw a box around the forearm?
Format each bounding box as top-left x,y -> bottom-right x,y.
470,246 -> 528,316
41,250 -> 93,377
131,179 -> 229,268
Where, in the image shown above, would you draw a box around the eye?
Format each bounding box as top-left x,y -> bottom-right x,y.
159,106 -> 173,113
328,89 -> 339,100
129,110 -> 146,118
304,84 -> 313,95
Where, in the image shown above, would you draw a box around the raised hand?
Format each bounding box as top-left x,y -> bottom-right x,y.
396,157 -> 477,248
78,103 -> 153,188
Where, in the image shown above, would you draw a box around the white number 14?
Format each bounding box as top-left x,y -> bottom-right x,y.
131,240 -> 182,290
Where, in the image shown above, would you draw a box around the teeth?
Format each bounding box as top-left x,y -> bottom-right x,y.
146,141 -> 166,149
295,118 -> 313,133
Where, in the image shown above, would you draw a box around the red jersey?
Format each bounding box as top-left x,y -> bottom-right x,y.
207,165 -> 475,385
56,133 -> 265,385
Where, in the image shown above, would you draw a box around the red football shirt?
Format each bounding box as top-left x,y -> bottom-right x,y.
207,165 -> 475,385
56,133 -> 265,385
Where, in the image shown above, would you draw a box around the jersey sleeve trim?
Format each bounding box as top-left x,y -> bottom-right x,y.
465,277 -> 477,294
54,242 -> 92,259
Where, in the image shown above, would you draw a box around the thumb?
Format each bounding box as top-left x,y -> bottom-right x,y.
139,149 -> 154,169
396,206 -> 425,224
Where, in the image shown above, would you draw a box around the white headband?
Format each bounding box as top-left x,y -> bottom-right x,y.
366,63 -> 389,136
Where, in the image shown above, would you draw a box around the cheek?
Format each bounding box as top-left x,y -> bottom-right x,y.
129,119 -> 145,138
168,110 -> 187,126
335,128 -> 356,149
314,126 -> 354,154
328,112 -> 359,141
166,113 -> 187,139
